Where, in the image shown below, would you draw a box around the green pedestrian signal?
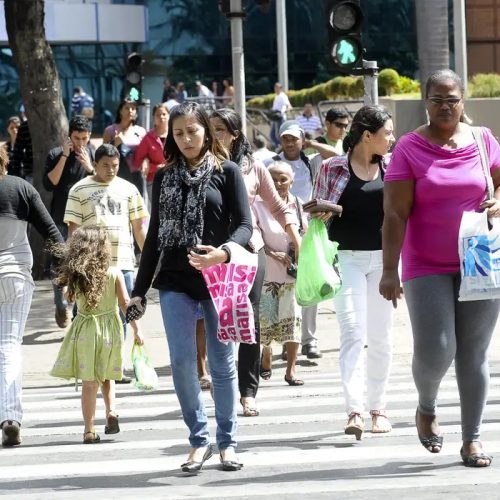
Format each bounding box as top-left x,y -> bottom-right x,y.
128,87 -> 140,101
333,37 -> 361,68
124,52 -> 143,102
327,1 -> 363,72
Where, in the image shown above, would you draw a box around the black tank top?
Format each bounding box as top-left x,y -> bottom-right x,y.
328,162 -> 384,250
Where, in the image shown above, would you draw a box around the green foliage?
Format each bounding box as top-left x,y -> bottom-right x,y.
399,75 -> 421,94
246,68 -> 419,109
468,74 -> 500,98
379,68 -> 400,96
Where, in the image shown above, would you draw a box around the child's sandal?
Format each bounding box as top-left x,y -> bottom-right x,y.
83,430 -> 100,444
104,412 -> 120,435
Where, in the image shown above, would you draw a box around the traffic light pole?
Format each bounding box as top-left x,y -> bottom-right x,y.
362,60 -> 379,106
229,0 -> 247,135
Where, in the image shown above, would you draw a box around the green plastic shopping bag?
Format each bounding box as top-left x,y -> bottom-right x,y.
295,218 -> 342,306
131,343 -> 159,391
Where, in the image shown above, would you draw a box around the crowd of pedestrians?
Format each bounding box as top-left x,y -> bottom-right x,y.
1,69 -> 499,473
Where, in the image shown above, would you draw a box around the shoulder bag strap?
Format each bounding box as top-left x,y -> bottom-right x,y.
471,126 -> 495,199
293,195 -> 304,234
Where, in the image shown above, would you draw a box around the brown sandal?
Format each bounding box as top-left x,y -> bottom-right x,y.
344,412 -> 364,440
370,410 -> 392,433
104,412 -> 120,435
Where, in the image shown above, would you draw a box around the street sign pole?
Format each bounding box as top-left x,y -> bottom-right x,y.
362,60 -> 379,106
229,0 -> 246,134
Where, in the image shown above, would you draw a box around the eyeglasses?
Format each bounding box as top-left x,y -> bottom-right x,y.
427,97 -> 462,107
333,122 -> 349,129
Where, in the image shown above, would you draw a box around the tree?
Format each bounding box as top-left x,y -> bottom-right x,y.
415,0 -> 450,96
5,0 -> 68,278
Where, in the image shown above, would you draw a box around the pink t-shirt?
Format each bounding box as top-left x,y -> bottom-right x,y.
385,128 -> 500,281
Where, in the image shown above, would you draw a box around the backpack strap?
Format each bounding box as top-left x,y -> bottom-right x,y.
293,195 -> 304,235
471,126 -> 494,199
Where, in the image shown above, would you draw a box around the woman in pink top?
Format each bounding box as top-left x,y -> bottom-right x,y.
380,70 -> 500,467
254,161 -> 307,386
134,103 -> 169,207
210,108 -> 301,417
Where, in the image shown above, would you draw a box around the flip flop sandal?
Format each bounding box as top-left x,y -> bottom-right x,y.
284,375 -> 304,386
460,447 -> 493,467
260,349 -> 272,380
240,398 -> 259,417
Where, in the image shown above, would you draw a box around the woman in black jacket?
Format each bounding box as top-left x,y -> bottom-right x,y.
130,102 -> 252,472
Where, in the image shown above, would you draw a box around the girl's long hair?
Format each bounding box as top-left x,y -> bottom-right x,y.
55,225 -> 111,310
164,101 -> 227,170
210,108 -> 253,167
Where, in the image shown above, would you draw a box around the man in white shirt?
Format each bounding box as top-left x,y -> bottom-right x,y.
269,82 -> 291,149
252,134 -> 276,164
296,103 -> 323,136
264,120 -> 323,359
195,80 -> 215,109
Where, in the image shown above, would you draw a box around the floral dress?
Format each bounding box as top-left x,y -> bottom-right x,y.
253,195 -> 307,346
50,268 -> 123,383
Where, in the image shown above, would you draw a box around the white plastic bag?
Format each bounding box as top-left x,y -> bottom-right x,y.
458,210 -> 500,301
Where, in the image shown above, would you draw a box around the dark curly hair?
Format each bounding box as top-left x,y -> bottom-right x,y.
210,108 -> 253,167
55,225 -> 112,311
343,105 -> 392,164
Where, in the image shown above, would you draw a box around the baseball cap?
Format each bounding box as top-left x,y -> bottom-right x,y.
279,120 -> 304,139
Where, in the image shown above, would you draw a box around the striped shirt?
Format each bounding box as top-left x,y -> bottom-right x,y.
312,155 -> 351,203
64,176 -> 148,270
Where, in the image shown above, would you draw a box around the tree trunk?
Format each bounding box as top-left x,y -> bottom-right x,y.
415,0 -> 450,97
5,0 -> 68,279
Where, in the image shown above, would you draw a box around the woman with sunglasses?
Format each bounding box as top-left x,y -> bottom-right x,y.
380,69 -> 500,467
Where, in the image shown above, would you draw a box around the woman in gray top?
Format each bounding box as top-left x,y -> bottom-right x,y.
0,146 -> 62,447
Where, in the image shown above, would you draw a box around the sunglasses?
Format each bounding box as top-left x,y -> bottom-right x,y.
333,122 -> 349,129
427,97 -> 462,107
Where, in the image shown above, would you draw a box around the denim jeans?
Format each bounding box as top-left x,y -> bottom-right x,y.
159,290 -> 238,450
119,270 -> 134,340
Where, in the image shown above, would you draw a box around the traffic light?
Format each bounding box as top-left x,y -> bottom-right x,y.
327,0 -> 363,72
124,52 -> 143,102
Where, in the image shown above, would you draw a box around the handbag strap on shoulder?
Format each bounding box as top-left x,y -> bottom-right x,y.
471,126 -> 494,199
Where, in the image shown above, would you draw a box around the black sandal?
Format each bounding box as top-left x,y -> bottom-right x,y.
460,446 -> 493,467
104,412 -> 120,435
415,409 -> 443,453
284,375 -> 304,386
260,348 -> 272,380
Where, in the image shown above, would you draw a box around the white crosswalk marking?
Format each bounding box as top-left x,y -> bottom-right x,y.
1,360 -> 499,499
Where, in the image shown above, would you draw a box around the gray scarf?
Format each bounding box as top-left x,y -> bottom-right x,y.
158,154 -> 216,250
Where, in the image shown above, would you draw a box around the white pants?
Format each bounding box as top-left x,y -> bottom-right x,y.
0,276 -> 34,424
333,250 -> 393,415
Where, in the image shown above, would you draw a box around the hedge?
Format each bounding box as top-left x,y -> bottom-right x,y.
247,68 -> 419,108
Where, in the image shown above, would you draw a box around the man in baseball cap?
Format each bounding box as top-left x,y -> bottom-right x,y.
279,120 -> 305,140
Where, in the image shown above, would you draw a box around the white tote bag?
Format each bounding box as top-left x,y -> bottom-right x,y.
458,127 -> 500,301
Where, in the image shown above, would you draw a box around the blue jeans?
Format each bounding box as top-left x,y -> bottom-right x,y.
119,270 -> 134,340
159,291 -> 238,450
